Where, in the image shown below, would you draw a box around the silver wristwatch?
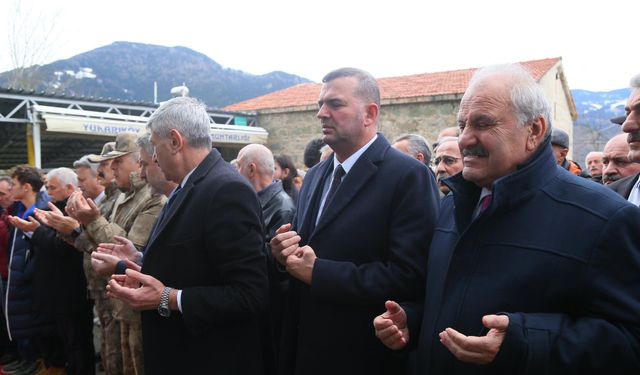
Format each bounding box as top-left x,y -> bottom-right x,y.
158,287 -> 172,317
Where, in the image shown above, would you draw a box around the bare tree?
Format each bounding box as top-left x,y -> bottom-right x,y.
6,0 -> 62,90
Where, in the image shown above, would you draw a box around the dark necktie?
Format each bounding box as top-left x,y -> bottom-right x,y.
324,165 -> 345,210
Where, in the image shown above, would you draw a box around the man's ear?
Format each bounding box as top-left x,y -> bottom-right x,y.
560,148 -> 568,159
168,129 -> 185,153
526,116 -> 547,151
364,103 -> 380,128
416,153 -> 425,163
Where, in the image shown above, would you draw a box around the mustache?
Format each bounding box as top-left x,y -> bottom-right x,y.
603,173 -> 621,184
436,172 -> 450,182
628,132 -> 640,143
462,145 -> 489,157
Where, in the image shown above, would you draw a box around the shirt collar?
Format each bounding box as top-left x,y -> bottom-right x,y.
93,190 -> 106,206
180,167 -> 197,189
332,134 -> 378,174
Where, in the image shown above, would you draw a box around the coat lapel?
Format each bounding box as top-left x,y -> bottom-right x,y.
144,150 -> 220,251
310,135 -> 388,239
297,160 -> 333,241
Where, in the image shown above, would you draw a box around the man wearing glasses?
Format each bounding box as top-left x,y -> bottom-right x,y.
433,136 -> 463,195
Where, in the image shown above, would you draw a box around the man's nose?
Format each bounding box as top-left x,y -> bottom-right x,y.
622,114 -> 639,134
316,104 -> 328,119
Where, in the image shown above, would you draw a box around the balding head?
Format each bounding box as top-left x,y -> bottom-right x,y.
236,144 -> 275,192
602,134 -> 640,184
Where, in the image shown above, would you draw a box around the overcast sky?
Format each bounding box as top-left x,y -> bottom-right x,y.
1,0 -> 637,92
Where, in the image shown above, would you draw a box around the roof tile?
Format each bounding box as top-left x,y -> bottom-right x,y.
224,57 -> 561,112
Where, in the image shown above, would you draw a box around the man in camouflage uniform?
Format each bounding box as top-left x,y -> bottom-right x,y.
75,144 -> 123,375
68,133 -> 165,375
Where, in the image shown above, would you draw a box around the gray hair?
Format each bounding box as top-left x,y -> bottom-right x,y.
147,97 -> 212,149
322,67 -> 380,107
466,64 -> 552,137
393,133 -> 432,164
0,176 -> 11,185
73,155 -> 99,176
136,132 -> 155,155
47,167 -> 78,188
631,74 -> 640,89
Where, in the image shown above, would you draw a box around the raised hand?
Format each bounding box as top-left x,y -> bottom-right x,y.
374,300 -> 409,350
107,269 -> 166,311
270,223 -> 301,265
439,314 -> 509,365
8,215 -> 40,233
97,235 -> 142,263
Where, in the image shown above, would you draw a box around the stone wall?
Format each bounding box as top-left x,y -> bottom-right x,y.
256,98 -> 460,169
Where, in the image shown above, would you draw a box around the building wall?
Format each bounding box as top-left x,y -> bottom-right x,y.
256,66 -> 575,168
538,63 -> 576,158
257,99 -> 460,168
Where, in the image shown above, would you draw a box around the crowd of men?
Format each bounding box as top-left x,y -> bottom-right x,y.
0,66 -> 638,375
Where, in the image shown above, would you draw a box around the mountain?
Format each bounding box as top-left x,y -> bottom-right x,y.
0,41 -> 312,108
571,88 -> 630,167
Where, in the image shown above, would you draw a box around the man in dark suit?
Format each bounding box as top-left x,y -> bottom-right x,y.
270,67 -> 439,375
107,97 -> 269,374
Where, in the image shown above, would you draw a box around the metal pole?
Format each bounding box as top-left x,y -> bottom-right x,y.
33,121 -> 41,168
28,104 -> 42,168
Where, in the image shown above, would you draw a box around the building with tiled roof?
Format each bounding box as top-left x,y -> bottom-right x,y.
224,57 -> 577,166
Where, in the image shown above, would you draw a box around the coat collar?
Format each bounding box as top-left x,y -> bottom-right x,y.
258,180 -> 284,209
145,149 -> 222,248
308,133 -> 389,239
444,136 -> 557,230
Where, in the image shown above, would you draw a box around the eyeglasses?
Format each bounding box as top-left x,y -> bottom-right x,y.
433,156 -> 460,166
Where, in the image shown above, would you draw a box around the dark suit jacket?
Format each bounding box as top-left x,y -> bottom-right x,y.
31,198 -> 89,314
280,134 -> 439,375
141,149 -> 269,375
607,173 -> 639,199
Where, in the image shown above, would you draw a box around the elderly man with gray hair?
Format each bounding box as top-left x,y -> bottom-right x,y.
375,64 -> 640,374
392,133 -> 432,166
38,146 -> 124,375
106,97 -> 269,374
236,143 -> 295,351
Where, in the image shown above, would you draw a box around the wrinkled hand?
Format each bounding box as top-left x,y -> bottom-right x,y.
107,268 -> 165,311
8,215 -> 40,232
67,191 -> 100,225
91,251 -> 121,277
35,202 -> 79,235
374,301 -> 409,350
285,245 -> 316,284
97,236 -> 142,263
270,223 -> 301,266
439,314 -> 509,365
